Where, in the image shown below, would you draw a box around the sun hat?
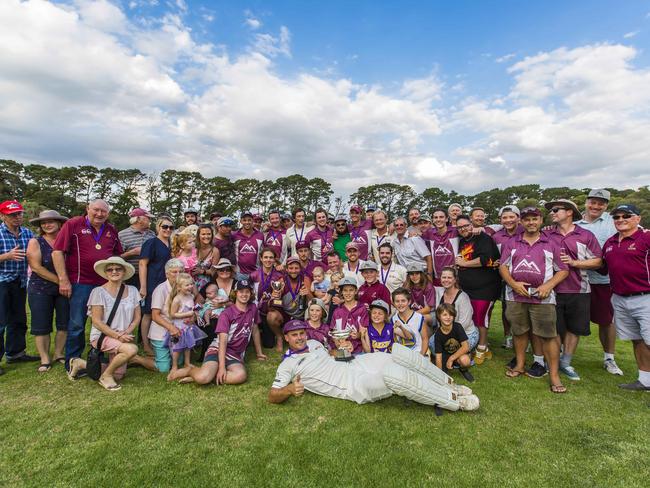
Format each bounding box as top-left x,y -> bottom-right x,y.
544,199 -> 581,221
29,209 -> 68,225
94,256 -> 135,281
214,258 -> 233,270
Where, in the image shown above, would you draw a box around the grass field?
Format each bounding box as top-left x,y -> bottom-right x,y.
1,303 -> 648,488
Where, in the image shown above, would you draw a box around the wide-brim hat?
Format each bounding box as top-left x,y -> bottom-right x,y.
94,256 -> 135,281
544,199 -> 581,221
214,258 -> 233,270
29,209 -> 68,225
304,298 -> 328,320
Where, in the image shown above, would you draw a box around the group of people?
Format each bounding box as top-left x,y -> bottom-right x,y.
0,186 -> 648,410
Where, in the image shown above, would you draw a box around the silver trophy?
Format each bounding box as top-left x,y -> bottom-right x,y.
328,320 -> 355,362
270,279 -> 284,308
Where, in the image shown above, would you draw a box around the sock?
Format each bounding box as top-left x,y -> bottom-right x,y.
533,354 -> 545,366
560,353 -> 572,368
477,345 -> 487,352
639,370 -> 650,387
604,353 -> 614,362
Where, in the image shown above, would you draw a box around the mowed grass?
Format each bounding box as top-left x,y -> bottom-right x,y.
1,302 -> 648,488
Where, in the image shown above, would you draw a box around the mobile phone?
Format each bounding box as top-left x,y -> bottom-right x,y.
528,287 -> 538,297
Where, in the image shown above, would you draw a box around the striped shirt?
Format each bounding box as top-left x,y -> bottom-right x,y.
0,223 -> 34,286
118,226 -> 155,268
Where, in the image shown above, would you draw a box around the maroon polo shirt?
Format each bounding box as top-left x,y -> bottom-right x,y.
357,280 -> 392,309
53,216 -> 123,285
602,229 -> 650,296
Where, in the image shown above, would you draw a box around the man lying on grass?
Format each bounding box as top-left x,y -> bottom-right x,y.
268,319 -> 480,412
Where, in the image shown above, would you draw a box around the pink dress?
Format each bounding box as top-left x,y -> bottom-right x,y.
177,249 -> 198,274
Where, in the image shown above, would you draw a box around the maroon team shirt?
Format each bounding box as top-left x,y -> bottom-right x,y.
348,220 -> 373,260
232,229 -> 264,275
423,227 -> 459,280
492,224 -> 524,251
53,216 -> 123,286
545,225 -> 602,294
330,302 -> 369,354
602,229 -> 650,296
305,226 -> 334,262
214,302 -> 260,361
299,259 -> 320,280
357,280 -> 392,309
263,227 -> 286,261
409,283 -> 437,311
213,235 -> 236,265
305,322 -> 330,346
250,267 -> 284,303
500,233 -> 568,305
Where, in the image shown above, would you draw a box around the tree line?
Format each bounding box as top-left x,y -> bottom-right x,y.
2,159 -> 648,230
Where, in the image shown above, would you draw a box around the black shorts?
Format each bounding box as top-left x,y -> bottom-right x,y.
28,293 -> 69,335
556,293 -> 591,337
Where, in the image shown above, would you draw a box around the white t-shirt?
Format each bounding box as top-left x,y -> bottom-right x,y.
286,224 -> 315,257
149,281 -> 172,341
272,340 -> 350,400
87,285 -> 140,342
343,260 -> 366,287
391,311 -> 424,352
378,263 -> 407,293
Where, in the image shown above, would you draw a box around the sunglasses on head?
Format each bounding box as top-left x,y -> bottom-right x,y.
612,214 -> 633,221
161,224 -> 174,230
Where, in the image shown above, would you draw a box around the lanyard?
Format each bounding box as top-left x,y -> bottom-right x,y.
282,345 -> 309,359
85,218 -> 105,249
380,264 -> 391,285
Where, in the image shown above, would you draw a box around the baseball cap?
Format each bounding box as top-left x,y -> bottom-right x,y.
366,205 -> 376,212
544,199 -> 581,221
129,208 -> 154,218
350,204 -> 363,214
334,214 -> 348,223
234,278 -> 253,290
418,215 -> 432,223
588,189 -> 611,201
217,216 -> 235,226
183,207 -> 198,215
296,240 -> 310,250
209,211 -> 222,220
345,242 -> 359,251
406,262 -> 425,273
369,299 -> 390,315
252,213 -> 263,221
498,205 -> 520,217
0,200 -> 24,215
281,213 -> 292,221
286,256 -> 301,266
610,204 -> 640,216
359,261 -> 379,272
283,319 -> 308,334
240,210 -> 253,218
304,298 -> 328,320
338,276 -> 358,288
520,207 -> 542,218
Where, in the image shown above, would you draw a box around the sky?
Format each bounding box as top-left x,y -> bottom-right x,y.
1,0 -> 649,196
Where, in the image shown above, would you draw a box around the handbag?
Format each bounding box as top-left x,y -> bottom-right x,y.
86,284 -> 126,381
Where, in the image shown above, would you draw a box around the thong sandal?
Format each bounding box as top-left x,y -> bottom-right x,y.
550,384 -> 567,394
505,369 -> 525,378
53,356 -> 65,365
98,378 -> 122,391
37,363 -> 52,373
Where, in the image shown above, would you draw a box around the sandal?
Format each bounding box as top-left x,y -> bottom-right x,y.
37,363 -> 52,373
505,369 -> 525,378
550,384 -> 567,394
98,377 -> 122,391
53,356 -> 65,365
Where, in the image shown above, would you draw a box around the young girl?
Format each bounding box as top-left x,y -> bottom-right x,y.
325,271 -> 344,319
433,303 -> 473,382
405,264 -> 436,327
304,298 -> 330,347
166,273 -> 207,380
173,233 -> 198,274
361,299 -> 394,353
310,266 -> 330,300
391,287 -> 428,356
329,276 -> 368,354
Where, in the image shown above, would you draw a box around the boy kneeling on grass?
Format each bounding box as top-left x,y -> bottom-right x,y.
432,304 -> 474,383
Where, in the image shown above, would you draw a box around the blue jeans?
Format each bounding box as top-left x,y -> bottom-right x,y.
65,283 -> 97,370
0,278 -> 28,361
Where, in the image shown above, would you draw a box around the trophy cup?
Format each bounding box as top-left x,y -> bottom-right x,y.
328,320 -> 355,362
270,279 -> 285,308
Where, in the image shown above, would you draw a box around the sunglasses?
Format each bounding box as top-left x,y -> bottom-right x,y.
457,224 -> 472,230
549,207 -> 567,213
612,214 -> 634,220
160,224 -> 174,230
106,267 -> 124,273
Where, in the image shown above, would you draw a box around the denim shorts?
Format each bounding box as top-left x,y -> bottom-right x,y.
29,293 -> 69,335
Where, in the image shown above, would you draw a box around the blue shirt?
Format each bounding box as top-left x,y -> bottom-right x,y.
0,223 -> 34,287
141,236 -> 171,294
576,212 -> 616,285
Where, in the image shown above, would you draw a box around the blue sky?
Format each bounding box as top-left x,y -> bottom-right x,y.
2,0 -> 650,195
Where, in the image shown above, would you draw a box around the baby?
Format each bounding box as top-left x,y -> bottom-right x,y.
198,283 -> 229,326
325,271 -> 344,319
310,266 -> 331,300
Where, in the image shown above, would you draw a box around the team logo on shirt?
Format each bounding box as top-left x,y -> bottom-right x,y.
434,245 -> 452,256
513,259 -> 541,274
628,244 -> 636,250
240,243 -> 257,254
266,236 -> 281,246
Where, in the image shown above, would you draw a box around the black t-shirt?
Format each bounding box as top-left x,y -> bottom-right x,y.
458,232 -> 501,300
434,322 -> 468,356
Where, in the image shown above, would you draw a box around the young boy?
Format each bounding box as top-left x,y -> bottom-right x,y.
390,287 -> 427,355
433,303 -> 474,382
361,299 -> 394,353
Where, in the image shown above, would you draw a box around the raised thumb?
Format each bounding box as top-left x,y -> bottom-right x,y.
294,374 -> 302,384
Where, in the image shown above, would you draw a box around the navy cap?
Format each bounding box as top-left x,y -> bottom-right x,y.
610,204 -> 640,216
235,279 -> 253,291
283,319 -> 308,334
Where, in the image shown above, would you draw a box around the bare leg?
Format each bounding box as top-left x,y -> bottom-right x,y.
167,350 -> 181,381
632,340 -> 650,371
101,344 -> 137,386
34,335 -> 51,365
54,331 -> 66,360
266,310 -> 285,352
512,333 -> 528,372
541,336 -> 562,388
223,363 -> 247,385
129,354 -> 157,371
563,331 -> 579,356
531,333 -> 544,356
181,361 -> 219,385
599,323 -> 616,354
140,314 -> 154,356
478,327 -> 489,348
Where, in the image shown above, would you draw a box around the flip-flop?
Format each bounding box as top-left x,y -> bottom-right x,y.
37,363 -> 52,373
53,357 -> 65,365
550,384 -> 567,394
98,378 -> 122,391
505,369 -> 525,378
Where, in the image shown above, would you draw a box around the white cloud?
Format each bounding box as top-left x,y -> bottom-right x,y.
400,74 -> 442,105
623,30 -> 639,38
244,9 -> 262,29
252,26 -> 292,58
496,53 -> 516,63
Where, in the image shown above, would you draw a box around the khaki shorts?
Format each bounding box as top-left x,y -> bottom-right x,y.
505,301 -> 557,338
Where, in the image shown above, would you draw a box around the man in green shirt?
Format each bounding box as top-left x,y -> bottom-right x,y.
332,214 -> 351,262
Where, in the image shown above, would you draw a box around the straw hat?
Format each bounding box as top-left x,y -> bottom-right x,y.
93,256 -> 135,281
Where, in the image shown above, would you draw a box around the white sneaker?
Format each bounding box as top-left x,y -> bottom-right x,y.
452,385 -> 473,397
459,394 -> 480,411
604,359 -> 624,376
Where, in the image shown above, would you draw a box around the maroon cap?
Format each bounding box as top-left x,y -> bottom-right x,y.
296,240 -> 310,250
345,241 -> 359,251
350,204 -> 363,214
129,208 -> 154,218
0,200 -> 24,215
252,213 -> 263,221
286,256 -> 301,266
520,207 -> 542,218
